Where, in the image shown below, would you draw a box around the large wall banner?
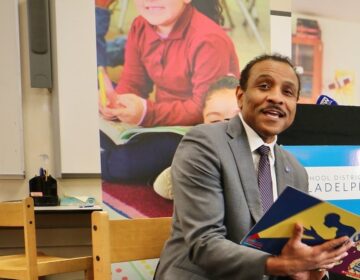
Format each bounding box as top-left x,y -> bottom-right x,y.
96,0 -> 271,220
95,2 -> 270,277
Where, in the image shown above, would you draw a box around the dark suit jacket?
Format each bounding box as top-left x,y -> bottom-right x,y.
155,116 -> 309,280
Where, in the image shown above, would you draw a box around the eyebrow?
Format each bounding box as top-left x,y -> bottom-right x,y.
254,74 -> 297,89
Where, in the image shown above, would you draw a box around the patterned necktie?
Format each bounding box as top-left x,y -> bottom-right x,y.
257,145 -> 273,213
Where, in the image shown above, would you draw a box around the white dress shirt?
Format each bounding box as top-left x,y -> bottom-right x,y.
239,113 -> 278,200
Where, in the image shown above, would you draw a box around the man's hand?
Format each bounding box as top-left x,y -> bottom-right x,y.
266,223 -> 353,279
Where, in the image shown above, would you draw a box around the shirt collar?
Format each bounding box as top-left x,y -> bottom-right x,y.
238,113 -> 277,157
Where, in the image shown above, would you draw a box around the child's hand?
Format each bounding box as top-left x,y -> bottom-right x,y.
99,91 -> 120,120
99,103 -> 118,120
110,94 -> 146,125
98,87 -> 114,116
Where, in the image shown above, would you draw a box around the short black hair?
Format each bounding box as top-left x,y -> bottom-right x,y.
239,53 -> 301,98
205,75 -> 238,102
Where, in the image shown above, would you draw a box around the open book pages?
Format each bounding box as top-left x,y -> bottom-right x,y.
99,116 -> 191,145
240,186 -> 360,279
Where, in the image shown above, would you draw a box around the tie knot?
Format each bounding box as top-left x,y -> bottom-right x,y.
257,145 -> 270,156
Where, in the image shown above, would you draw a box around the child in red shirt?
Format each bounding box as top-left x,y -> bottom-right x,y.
100,0 -> 240,127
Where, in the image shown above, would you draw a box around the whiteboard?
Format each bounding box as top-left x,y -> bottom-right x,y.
50,0 -> 101,178
0,0 -> 25,178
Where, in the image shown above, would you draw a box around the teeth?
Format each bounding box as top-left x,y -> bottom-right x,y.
264,110 -> 283,117
266,110 -> 278,115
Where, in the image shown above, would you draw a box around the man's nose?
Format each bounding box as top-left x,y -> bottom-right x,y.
267,87 -> 284,103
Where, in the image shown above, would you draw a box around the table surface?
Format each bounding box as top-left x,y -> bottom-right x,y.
35,205 -> 102,212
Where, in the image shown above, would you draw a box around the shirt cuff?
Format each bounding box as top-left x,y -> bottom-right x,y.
136,98 -> 147,126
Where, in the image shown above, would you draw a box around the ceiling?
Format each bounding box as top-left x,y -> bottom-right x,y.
292,0 -> 360,23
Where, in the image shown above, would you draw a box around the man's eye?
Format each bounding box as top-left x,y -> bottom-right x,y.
284,89 -> 295,97
258,83 -> 270,90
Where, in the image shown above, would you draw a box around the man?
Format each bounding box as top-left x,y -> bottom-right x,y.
154,54 -> 352,280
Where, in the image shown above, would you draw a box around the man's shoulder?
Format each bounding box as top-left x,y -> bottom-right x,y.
179,122 -> 230,145
186,116 -> 242,138
190,121 -> 229,135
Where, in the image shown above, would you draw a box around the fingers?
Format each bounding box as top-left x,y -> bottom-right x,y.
107,93 -> 119,108
320,251 -> 348,268
319,236 -> 354,260
322,235 -> 351,251
314,237 -> 354,271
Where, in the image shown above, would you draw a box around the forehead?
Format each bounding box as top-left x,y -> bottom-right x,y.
248,60 -> 299,89
207,88 -> 236,101
204,89 -> 236,108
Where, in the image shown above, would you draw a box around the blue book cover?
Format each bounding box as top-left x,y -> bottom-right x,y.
240,186 -> 360,279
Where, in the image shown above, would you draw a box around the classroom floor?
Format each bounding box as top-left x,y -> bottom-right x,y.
102,181 -> 173,218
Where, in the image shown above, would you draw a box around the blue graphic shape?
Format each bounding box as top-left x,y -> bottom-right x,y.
283,145 -> 360,167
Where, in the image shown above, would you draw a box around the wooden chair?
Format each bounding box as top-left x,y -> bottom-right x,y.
0,197 -> 93,279
91,211 -> 172,280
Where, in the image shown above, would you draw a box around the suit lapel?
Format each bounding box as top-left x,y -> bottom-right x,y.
227,117 -> 263,222
274,145 -> 295,196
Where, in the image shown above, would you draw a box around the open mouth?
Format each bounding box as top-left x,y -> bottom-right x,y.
262,107 -> 285,118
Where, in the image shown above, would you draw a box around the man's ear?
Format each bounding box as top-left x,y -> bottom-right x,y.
235,86 -> 243,109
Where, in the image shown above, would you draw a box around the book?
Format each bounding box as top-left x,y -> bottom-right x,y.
99,117 -> 191,145
240,186 -> 360,279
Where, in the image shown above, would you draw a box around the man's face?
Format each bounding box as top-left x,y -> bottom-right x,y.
236,60 -> 299,143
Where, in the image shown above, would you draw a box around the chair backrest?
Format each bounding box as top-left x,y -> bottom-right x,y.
0,197 -> 38,278
91,211 -> 172,280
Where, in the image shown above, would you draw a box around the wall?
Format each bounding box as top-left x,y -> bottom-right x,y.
0,0 -> 101,202
0,1 -> 100,279
0,0 -> 293,214
292,13 -> 360,106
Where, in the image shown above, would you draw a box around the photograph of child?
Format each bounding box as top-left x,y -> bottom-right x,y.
96,0 -> 271,218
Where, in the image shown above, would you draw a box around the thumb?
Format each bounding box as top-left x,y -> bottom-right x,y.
290,223 -> 303,245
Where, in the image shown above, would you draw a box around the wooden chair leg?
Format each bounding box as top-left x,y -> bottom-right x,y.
85,267 -> 94,280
